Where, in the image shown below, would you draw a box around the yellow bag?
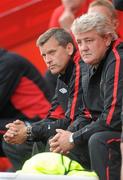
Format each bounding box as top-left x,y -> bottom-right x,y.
20,152 -> 98,179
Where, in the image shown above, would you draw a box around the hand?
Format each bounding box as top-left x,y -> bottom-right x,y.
49,129 -> 74,154
4,120 -> 27,144
59,9 -> 75,30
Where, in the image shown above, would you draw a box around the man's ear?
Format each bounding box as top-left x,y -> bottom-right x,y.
112,18 -> 119,30
104,34 -> 112,47
66,43 -> 74,55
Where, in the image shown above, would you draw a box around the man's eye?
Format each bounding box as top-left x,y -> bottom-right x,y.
77,41 -> 81,45
50,51 -> 55,55
86,39 -> 93,43
42,54 -> 46,58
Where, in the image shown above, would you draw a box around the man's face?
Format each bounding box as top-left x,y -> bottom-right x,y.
39,37 -> 73,74
75,30 -> 109,65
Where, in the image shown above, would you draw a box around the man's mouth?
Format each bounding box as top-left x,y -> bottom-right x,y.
49,65 -> 56,70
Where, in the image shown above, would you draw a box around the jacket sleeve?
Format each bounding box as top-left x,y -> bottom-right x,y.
72,45 -> 123,145
31,117 -> 70,141
0,57 -> 21,107
0,53 -> 24,131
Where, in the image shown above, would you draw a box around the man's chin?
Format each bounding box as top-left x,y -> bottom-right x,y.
83,58 -> 92,64
50,70 -> 58,75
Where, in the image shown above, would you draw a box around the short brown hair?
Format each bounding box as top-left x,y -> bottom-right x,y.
36,28 -> 76,50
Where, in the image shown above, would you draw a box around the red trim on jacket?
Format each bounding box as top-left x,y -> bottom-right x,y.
70,51 -> 81,122
83,108 -> 91,119
107,138 -> 121,144
106,166 -> 110,180
49,105 -> 65,119
106,39 -> 121,125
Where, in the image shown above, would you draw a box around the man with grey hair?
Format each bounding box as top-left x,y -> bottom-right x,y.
49,12 -> 123,180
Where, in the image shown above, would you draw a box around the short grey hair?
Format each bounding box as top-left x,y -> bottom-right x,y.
71,12 -> 118,40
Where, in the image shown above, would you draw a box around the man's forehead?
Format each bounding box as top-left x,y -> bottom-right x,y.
40,38 -> 59,49
75,30 -> 98,39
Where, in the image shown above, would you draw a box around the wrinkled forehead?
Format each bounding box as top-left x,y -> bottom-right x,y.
75,29 -> 100,40
39,37 -> 60,54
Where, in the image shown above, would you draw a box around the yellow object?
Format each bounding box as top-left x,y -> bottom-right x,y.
68,170 -> 98,177
21,152 -> 83,175
20,152 -> 98,179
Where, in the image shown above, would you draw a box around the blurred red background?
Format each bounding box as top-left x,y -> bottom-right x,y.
0,0 -> 61,171
0,0 -> 61,74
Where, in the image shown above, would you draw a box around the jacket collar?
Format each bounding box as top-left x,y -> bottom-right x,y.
58,57 -> 74,84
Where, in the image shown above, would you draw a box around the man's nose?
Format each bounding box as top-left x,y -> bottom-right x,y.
79,42 -> 88,51
45,54 -> 52,64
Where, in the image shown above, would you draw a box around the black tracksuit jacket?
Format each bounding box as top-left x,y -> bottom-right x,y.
68,39 -> 123,144
0,48 -> 51,134
31,51 -> 87,141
